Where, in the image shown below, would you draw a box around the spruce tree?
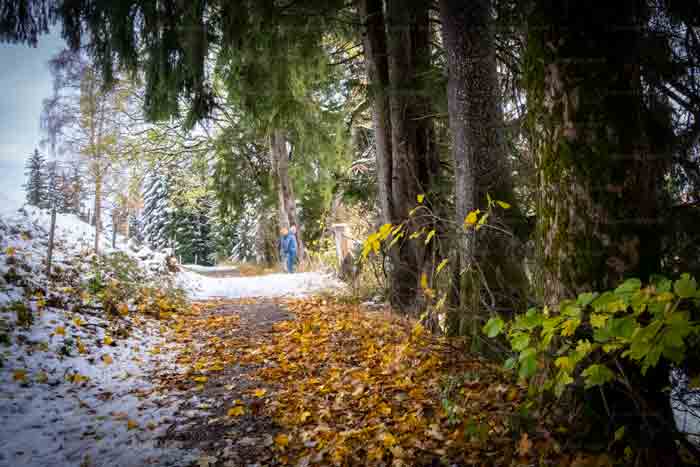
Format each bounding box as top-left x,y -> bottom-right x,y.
23,149 -> 47,207
141,173 -> 173,251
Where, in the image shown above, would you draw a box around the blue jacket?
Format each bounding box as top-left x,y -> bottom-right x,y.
281,233 -> 297,256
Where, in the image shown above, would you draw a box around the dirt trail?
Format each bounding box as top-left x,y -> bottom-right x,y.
155,300 -> 292,466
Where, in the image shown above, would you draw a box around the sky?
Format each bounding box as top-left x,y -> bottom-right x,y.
0,30 -> 65,204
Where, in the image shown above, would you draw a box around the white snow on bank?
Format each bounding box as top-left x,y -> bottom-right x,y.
0,200 -> 195,467
180,270 -> 342,300
0,308 -> 195,467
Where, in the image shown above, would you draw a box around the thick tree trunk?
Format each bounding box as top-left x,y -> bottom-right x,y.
527,1 -> 675,463
384,0 -> 437,310
440,0 -> 528,335
527,0 -> 667,303
358,0 -> 439,310
358,0 -> 393,225
270,128 -> 304,260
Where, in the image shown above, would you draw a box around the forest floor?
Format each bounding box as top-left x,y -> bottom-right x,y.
152,295 -> 554,467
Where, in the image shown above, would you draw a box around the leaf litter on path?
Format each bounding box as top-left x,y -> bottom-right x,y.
153,296 -> 573,466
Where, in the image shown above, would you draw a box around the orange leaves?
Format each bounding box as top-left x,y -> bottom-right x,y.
236,297 -> 525,465
274,433 -> 290,450
13,369 -> 27,382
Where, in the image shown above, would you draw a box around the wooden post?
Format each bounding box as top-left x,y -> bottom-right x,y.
331,224 -> 350,267
47,205 -> 57,282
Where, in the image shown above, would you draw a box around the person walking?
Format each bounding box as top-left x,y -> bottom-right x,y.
285,226 -> 298,273
279,227 -> 297,273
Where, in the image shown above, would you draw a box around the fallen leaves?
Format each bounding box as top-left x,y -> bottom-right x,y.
227,405 -> 245,417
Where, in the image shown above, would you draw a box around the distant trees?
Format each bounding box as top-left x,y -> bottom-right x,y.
23,149 -> 46,207
23,148 -> 84,214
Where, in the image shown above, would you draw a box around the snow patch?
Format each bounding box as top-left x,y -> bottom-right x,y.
179,270 -> 342,300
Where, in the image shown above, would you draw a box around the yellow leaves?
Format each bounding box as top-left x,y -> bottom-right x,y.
192,376 -> 208,383
73,316 -> 85,327
127,420 -> 139,430
103,335 -> 114,346
380,432 -> 398,448
274,433 -> 290,449
561,318 -> 581,337
424,229 -> 435,245
54,326 -> 66,336
416,193 -> 425,203
555,356 -> 574,373
117,303 -> 129,316
253,388 -> 267,398
436,258 -> 449,274
101,354 -> 114,365
464,209 -> 480,226
76,337 -> 87,354
227,405 -> 245,417
496,200 -> 511,210
420,273 -> 428,290
68,372 -> 89,384
5,246 -> 16,257
299,411 -> 312,423
13,369 -> 27,382
590,313 -> 608,328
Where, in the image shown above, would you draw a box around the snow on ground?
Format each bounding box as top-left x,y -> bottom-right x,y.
0,201 -> 196,467
180,269 -> 342,300
179,264 -> 239,274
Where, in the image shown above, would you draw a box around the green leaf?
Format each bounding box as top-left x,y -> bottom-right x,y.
514,308 -> 543,330
674,273 -> 697,299
510,333 -> 530,352
424,229 -> 435,245
554,370 -> 574,397
576,292 -> 597,307
504,357 -> 517,371
496,200 -> 511,209
518,348 -> 538,379
483,317 -> 505,338
650,274 -> 672,293
591,292 -> 617,312
436,258 -> 449,274
615,278 -> 642,296
609,317 -> 636,340
582,364 -> 615,389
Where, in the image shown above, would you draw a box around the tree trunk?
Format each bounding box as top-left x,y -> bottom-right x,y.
270,128 -> 304,260
527,0 -> 668,303
440,0 -> 528,336
94,170 -> 102,254
527,1 -> 675,462
358,0 -> 393,225
358,0 -> 439,310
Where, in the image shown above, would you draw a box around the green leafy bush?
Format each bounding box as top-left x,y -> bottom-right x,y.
484,274 -> 700,396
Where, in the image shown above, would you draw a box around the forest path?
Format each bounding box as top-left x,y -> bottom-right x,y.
154,299 -> 292,466
150,296 -> 539,466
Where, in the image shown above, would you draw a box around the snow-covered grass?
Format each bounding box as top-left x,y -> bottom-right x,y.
0,201 -> 196,467
180,269 -> 342,300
